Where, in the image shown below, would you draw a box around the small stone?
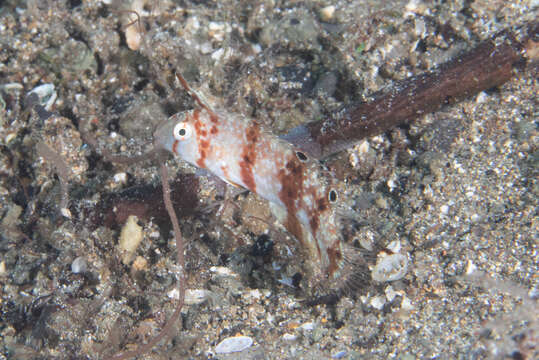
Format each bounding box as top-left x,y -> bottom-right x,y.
319,6 -> 336,22
1,204 -> 22,228
113,172 -> 127,184
71,256 -> 87,274
208,21 -> 227,42
385,285 -> 398,302
0,261 -> 7,276
386,240 -> 402,253
124,10 -> 143,51
60,208 -> 72,218
300,322 -> 315,331
243,289 -> 263,300
282,333 -> 297,341
401,295 -> 414,310
118,215 -> 144,265
332,350 -> 347,359
210,266 -> 239,277
215,335 -> 253,354
5,132 -> 17,144
131,256 -> 148,271
465,260 -> 477,275
184,289 -> 213,305
371,295 -> 386,310
475,91 -> 488,103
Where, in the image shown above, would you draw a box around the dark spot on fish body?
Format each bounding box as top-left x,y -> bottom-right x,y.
210,125 -> 218,135
197,139 -> 210,168
316,197 -> 328,212
285,212 -> 304,246
277,154 -> 312,252
285,159 -> 304,177
243,153 -> 254,165
192,109 -> 211,168
309,214 -> 320,234
239,123 -> 260,192
326,246 -> 343,277
246,125 -> 259,143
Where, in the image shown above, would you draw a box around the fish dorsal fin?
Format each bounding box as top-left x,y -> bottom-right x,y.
175,73 -> 217,116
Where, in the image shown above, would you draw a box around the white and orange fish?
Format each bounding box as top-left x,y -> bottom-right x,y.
154,74 -> 361,291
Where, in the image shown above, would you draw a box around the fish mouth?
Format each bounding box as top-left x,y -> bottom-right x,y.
153,116 -> 177,152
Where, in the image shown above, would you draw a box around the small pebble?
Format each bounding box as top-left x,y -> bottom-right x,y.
282,333 -> 297,341
465,260 -> 477,275
319,5 -> 336,22
300,322 -> 315,331
332,350 -> 347,359
131,256 -> 148,271
113,172 -> 127,184
1,204 -> 22,228
371,295 -> 386,310
125,23 -> 142,51
386,240 -> 402,253
401,295 -> 414,310
118,215 -> 143,265
385,285 -> 398,302
215,335 -> 253,354
210,266 -> 239,277
184,289 -> 213,305
71,256 -> 87,274
60,207 -> 72,218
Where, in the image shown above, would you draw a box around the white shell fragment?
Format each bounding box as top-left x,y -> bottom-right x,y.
184,289 -> 213,305
372,253 -> 409,282
215,335 -> 253,354
118,215 -> 143,265
28,83 -> 57,111
71,256 -> 87,274
125,22 -> 142,51
319,5 -> 336,22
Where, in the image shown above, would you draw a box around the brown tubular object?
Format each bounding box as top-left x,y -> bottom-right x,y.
284,22 -> 538,160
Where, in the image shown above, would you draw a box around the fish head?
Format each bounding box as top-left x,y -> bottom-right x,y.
153,111 -> 200,163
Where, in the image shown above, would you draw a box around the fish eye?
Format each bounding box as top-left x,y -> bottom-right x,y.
328,189 -> 338,203
173,122 -> 190,140
295,151 -> 308,162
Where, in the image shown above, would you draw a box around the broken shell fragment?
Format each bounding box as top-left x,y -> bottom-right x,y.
27,83 -> 57,111
371,253 -> 409,282
215,335 -> 253,354
71,256 -> 87,274
125,21 -> 142,51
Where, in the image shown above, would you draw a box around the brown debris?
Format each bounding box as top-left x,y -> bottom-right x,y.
284,21 -> 538,159
99,173 -> 199,229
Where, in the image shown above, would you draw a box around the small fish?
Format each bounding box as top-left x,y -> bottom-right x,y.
154,74 -> 360,291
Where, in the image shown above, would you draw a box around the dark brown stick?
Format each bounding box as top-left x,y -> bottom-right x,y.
106,164 -> 186,360
283,22 -> 538,159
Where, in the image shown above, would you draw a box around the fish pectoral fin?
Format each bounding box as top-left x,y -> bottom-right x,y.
224,179 -> 242,188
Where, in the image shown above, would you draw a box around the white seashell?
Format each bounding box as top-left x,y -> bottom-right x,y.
215,335 -> 253,353
28,83 -> 57,111
372,253 -> 408,282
